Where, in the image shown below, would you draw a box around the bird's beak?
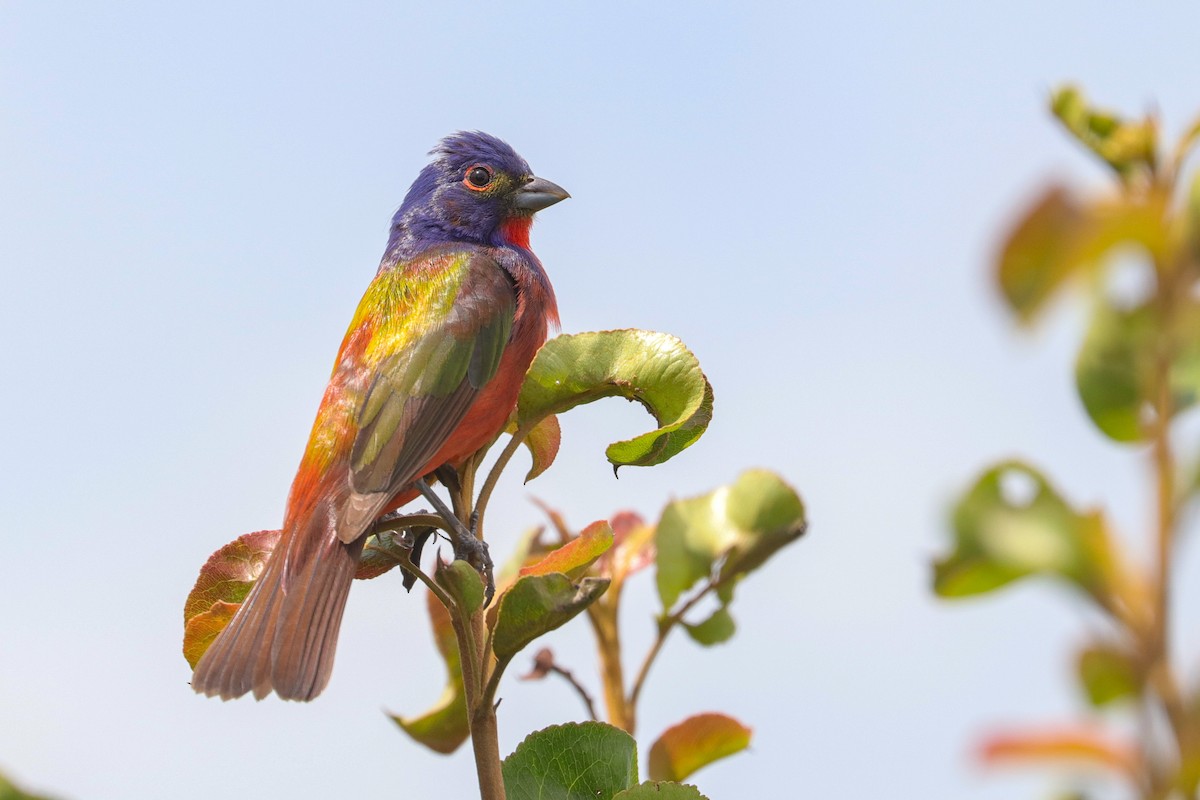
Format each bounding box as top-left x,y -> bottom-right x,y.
514,176 -> 570,212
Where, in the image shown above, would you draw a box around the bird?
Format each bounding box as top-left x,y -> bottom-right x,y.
191,131 -> 568,702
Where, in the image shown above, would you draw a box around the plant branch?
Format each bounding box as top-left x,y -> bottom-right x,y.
627,575 -> 719,712
474,427 -> 534,528
522,649 -> 599,721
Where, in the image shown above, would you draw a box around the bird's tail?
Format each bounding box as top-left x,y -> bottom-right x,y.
191,502 -> 364,702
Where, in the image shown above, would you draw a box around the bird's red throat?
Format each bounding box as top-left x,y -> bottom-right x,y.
499,216 -> 533,249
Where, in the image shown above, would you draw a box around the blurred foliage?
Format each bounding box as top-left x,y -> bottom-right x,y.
0,771 -> 57,800
935,85 -> 1200,799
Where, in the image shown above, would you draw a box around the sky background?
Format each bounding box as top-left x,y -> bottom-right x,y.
3,2 -> 1200,798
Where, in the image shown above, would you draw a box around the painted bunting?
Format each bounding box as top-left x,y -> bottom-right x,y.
191,132 -> 567,701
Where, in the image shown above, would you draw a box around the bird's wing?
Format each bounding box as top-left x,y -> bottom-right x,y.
337,248 -> 515,539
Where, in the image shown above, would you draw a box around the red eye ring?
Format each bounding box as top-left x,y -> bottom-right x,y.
464,164 -> 494,191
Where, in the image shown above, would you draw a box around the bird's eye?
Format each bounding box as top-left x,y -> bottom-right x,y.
464,165 -> 493,190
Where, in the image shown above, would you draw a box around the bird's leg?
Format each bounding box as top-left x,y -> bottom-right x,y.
434,464 -> 462,496
414,477 -> 495,605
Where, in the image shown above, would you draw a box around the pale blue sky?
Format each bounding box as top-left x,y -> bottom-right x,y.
4,2 -> 1200,798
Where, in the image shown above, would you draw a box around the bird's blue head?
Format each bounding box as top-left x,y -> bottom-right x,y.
387,131 -> 568,257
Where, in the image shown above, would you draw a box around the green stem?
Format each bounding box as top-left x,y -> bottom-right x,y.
627,576 -> 719,718
474,427 -> 534,528
454,456 -> 508,800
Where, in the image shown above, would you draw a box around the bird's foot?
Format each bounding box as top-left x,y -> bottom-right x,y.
413,479 -> 496,606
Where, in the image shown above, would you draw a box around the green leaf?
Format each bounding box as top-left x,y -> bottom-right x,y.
1076,298 -> 1200,442
0,771 -> 59,800
493,574 -> 610,661
1076,301 -> 1153,441
521,521 -> 614,580
933,461 -> 1113,599
647,712 -> 752,782
1051,85 -> 1157,174
390,590 -> 469,754
516,330 -> 713,469
1078,644 -> 1141,707
436,558 -> 485,616
682,606 -> 736,646
656,469 -> 807,610
614,783 -> 709,799
502,721 -> 638,800
182,529 -> 280,667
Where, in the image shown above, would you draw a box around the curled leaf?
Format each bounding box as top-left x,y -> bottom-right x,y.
517,330 -> 713,470
647,713 -> 752,782
519,414 -> 561,482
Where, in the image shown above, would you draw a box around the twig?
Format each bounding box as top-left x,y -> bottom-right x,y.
474,426 -> 534,527
522,649 -> 599,721
627,575 -> 719,711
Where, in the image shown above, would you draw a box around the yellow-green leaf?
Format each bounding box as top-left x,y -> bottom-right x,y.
1051,85 -> 1157,175
493,574 -> 610,661
656,470 -> 806,610
995,186 -> 1087,322
1076,298 -> 1200,442
933,461 -> 1114,600
647,713 -> 752,782
1078,644 -> 1141,707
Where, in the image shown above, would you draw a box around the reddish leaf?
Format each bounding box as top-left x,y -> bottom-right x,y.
647,712 -> 752,782
596,511 -> 655,582
979,726 -> 1139,776
182,601 -> 239,670
520,521 -> 614,580
519,647 -> 557,681
183,529 -> 279,623
995,186 -> 1086,323
182,529 -> 279,667
521,414 -> 561,482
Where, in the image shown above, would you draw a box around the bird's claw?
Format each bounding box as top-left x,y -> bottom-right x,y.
413,478 -> 497,606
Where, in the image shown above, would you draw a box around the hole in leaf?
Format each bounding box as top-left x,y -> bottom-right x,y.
998,469 -> 1038,508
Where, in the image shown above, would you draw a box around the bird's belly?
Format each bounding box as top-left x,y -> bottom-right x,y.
380,325 -> 544,514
